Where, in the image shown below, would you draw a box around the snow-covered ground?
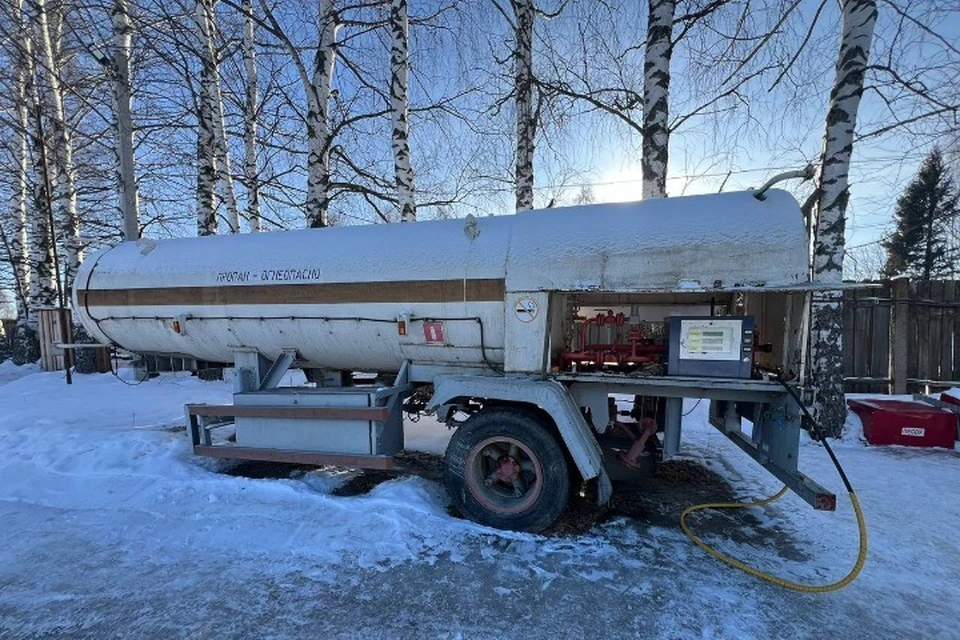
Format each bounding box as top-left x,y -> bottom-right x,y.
1,365 -> 958,639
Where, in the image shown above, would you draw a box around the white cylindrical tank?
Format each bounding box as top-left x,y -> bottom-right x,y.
73,190 -> 808,373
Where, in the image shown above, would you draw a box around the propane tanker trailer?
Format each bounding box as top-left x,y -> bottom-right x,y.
73,188 -> 839,532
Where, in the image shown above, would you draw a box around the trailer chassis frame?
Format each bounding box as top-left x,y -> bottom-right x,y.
553,372 -> 836,511
186,351 -> 412,469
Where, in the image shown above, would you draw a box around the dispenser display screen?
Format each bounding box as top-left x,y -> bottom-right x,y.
667,316 -> 755,378
678,320 -> 742,361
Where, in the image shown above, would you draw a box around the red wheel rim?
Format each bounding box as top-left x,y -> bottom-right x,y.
464,436 -> 544,515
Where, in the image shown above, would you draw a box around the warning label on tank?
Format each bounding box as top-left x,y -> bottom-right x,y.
424,321 -> 445,344
514,298 -> 540,323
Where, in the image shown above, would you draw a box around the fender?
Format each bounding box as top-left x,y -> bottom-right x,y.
428,375 -> 612,504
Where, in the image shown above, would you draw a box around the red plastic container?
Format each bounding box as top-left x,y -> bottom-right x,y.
847,399 -> 957,449
939,392 -> 960,409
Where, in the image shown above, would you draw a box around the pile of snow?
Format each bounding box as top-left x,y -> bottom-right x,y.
0,359 -> 41,386
0,369 -> 487,572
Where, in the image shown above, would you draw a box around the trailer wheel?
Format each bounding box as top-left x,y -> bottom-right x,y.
444,407 -> 570,533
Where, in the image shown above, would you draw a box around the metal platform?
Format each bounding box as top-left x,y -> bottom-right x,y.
554,372 -> 836,511
552,372 -> 788,402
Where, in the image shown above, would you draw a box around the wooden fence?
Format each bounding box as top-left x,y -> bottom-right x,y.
38,307 -> 74,371
844,279 -> 960,393
35,308 -> 111,373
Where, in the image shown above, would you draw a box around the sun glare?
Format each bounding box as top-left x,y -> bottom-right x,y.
592,167 -> 643,203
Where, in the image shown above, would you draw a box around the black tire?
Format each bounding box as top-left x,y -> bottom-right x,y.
444,407 -> 570,533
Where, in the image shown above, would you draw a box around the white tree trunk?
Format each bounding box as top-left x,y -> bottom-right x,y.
195,0 -> 240,233
810,0 -> 877,436
10,106 -> 32,322
9,0 -> 32,326
12,0 -> 50,318
241,0 -> 261,232
641,0 -> 675,200
196,140 -> 218,236
513,0 -> 535,212
210,39 -> 241,233
24,60 -> 58,310
195,0 -> 219,236
390,0 -> 416,222
111,0 -> 140,241
36,0 -> 81,294
305,0 -> 338,228
305,0 -> 339,227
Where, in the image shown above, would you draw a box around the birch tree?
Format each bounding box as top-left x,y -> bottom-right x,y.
241,0 -> 261,231
111,0 -> 139,241
0,0 -> 57,329
8,0 -> 30,318
196,128 -> 218,235
252,0 -> 339,228
389,0 -> 415,222
195,0 -> 220,235
195,0 -> 240,233
306,0 -> 338,228
208,8 -> 240,233
487,0 -> 559,212
4,0 -> 34,362
810,0 -> 878,436
641,0 -> 675,199
512,0 -> 534,212
35,0 -> 81,293
5,112 -> 30,324
25,69 -> 57,315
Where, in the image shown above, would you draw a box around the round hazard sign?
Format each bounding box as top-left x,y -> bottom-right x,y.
514,297 -> 540,323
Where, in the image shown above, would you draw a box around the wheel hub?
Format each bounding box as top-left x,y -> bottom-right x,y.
467,435 -> 545,514
494,455 -> 521,484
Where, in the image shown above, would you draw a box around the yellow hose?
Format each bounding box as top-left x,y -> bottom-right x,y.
680,488 -> 868,593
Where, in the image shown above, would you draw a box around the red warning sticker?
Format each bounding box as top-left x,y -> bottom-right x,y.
424,321 -> 445,344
